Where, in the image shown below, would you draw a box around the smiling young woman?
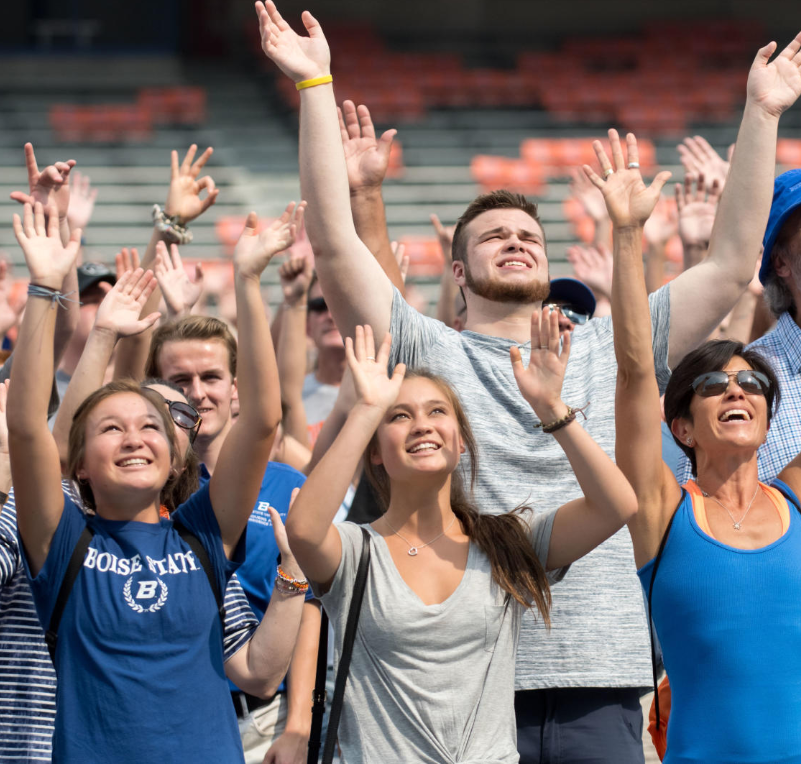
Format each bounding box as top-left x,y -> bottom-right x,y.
285,321 -> 637,763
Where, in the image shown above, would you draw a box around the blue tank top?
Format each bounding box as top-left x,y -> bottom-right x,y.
638,479 -> 801,763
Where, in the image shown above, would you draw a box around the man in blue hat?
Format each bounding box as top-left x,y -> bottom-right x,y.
747,168 -> 801,479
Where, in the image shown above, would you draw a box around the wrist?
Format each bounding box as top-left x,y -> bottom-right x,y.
294,70 -> 331,86
29,277 -> 67,291
530,400 -> 568,424
91,324 -> 122,343
350,184 -> 383,200
282,295 -> 308,309
743,100 -> 783,124
233,266 -> 263,285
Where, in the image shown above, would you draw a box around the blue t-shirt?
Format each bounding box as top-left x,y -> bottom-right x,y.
21,483 -> 246,763
200,461 -> 308,694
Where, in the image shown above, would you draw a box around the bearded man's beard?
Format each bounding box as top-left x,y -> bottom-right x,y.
463,262 -> 551,304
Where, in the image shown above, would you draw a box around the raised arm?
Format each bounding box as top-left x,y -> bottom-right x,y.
276,254 -> 314,448
153,241 -> 204,322
675,173 -> 721,270
210,204 -> 302,556
431,214 -> 461,328
255,2 -> 394,340
10,144 -> 80,366
583,130 -> 682,568
510,307 -> 637,570
285,327 -> 405,588
115,145 -> 218,380
338,100 -> 405,293
8,203 -> 81,574
223,506 -> 305,698
52,268 -> 160,469
668,34 -> 801,365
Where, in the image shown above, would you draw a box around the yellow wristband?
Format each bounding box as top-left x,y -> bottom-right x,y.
295,74 -> 333,91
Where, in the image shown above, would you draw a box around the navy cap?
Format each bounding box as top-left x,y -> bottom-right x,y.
759,169 -> 801,285
77,262 -> 115,296
547,277 -> 596,318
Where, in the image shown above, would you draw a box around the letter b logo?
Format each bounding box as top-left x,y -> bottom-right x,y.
136,581 -> 159,600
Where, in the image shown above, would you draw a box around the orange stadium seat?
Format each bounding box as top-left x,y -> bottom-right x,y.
777,139 -> 801,167
471,156 -> 546,195
138,87 -> 207,125
397,237 -> 444,277
50,104 -> 152,142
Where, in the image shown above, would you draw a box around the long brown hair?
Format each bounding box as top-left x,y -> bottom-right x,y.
362,369 -> 551,623
68,381 -> 182,512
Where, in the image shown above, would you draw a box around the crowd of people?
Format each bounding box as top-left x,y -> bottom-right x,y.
1,2 -> 801,762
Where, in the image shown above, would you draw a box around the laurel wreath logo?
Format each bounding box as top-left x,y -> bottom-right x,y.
123,577 -> 168,613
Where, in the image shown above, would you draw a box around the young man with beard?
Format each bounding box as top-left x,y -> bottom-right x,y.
145,315 -> 320,764
256,3 -> 799,759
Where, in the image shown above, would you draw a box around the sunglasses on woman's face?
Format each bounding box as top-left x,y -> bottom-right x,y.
544,303 -> 590,325
161,398 -> 202,442
307,297 -> 328,313
690,370 -> 771,398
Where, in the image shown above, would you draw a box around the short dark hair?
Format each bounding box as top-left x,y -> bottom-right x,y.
451,190 -> 544,265
663,340 -> 780,476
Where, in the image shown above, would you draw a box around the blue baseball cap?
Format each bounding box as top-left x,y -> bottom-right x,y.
759,168 -> 801,284
547,277 -> 596,319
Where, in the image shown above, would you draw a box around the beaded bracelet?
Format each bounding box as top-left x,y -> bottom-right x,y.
274,577 -> 308,597
535,402 -> 589,434
27,284 -> 81,310
277,565 -> 309,592
152,204 -> 193,245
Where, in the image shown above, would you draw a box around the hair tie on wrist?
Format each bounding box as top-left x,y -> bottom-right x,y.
295,75 -> 333,91
535,402 -> 590,434
27,284 -> 81,310
152,204 -> 193,245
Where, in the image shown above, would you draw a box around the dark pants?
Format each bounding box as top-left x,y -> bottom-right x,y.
515,687 -> 645,764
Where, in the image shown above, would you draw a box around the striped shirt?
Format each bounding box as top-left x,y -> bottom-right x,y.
675,312 -> 801,483
0,486 -> 258,762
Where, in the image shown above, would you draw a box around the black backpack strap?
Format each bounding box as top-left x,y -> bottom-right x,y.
307,608 -> 329,764
321,527 -> 371,764
45,525 -> 95,664
647,489 -> 683,733
173,520 -> 225,624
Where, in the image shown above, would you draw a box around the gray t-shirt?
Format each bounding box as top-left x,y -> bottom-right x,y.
388,286 -> 671,690
316,511 -> 559,764
302,373 -> 340,431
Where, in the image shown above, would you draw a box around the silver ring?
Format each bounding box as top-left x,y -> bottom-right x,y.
365,356 -> 375,361
627,162 -> 640,169
603,169 -> 614,178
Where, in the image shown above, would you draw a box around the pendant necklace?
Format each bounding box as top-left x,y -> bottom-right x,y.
698,482 -> 760,531
382,514 -> 457,556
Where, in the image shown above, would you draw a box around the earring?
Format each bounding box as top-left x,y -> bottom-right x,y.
686,438 -> 693,446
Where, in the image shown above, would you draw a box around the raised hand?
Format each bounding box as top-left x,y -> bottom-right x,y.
93,268 -> 161,338
675,173 -> 721,249
677,136 -> 732,191
278,252 -> 313,306
569,168 -> 609,223
583,129 -> 672,230
345,325 -> 405,414
9,143 -> 76,221
643,197 -> 678,248
390,241 -> 409,284
233,202 -> 306,280
164,145 -> 219,224
0,261 -> 20,337
154,240 -> 204,319
566,243 -> 613,300
268,502 -> 302,576
67,170 -> 98,232
338,101 -> 397,192
115,247 -> 141,281
747,33 -> 801,118
430,213 -> 455,262
255,1 -> 330,83
510,308 -> 571,421
12,202 -> 81,289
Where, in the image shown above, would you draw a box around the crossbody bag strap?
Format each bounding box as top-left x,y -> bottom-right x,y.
647,489 -> 683,733
321,527 -> 371,764
45,524 -> 95,664
173,520 -> 226,624
307,609 -> 330,764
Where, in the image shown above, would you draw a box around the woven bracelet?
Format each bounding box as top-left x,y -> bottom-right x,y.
536,402 -> 590,434
27,284 -> 81,310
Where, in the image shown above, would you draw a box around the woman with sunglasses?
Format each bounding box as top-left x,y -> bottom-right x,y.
585,124 -> 801,762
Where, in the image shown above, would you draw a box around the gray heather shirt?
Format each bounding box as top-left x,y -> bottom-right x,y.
388,286 -> 672,690
315,511 -> 558,764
